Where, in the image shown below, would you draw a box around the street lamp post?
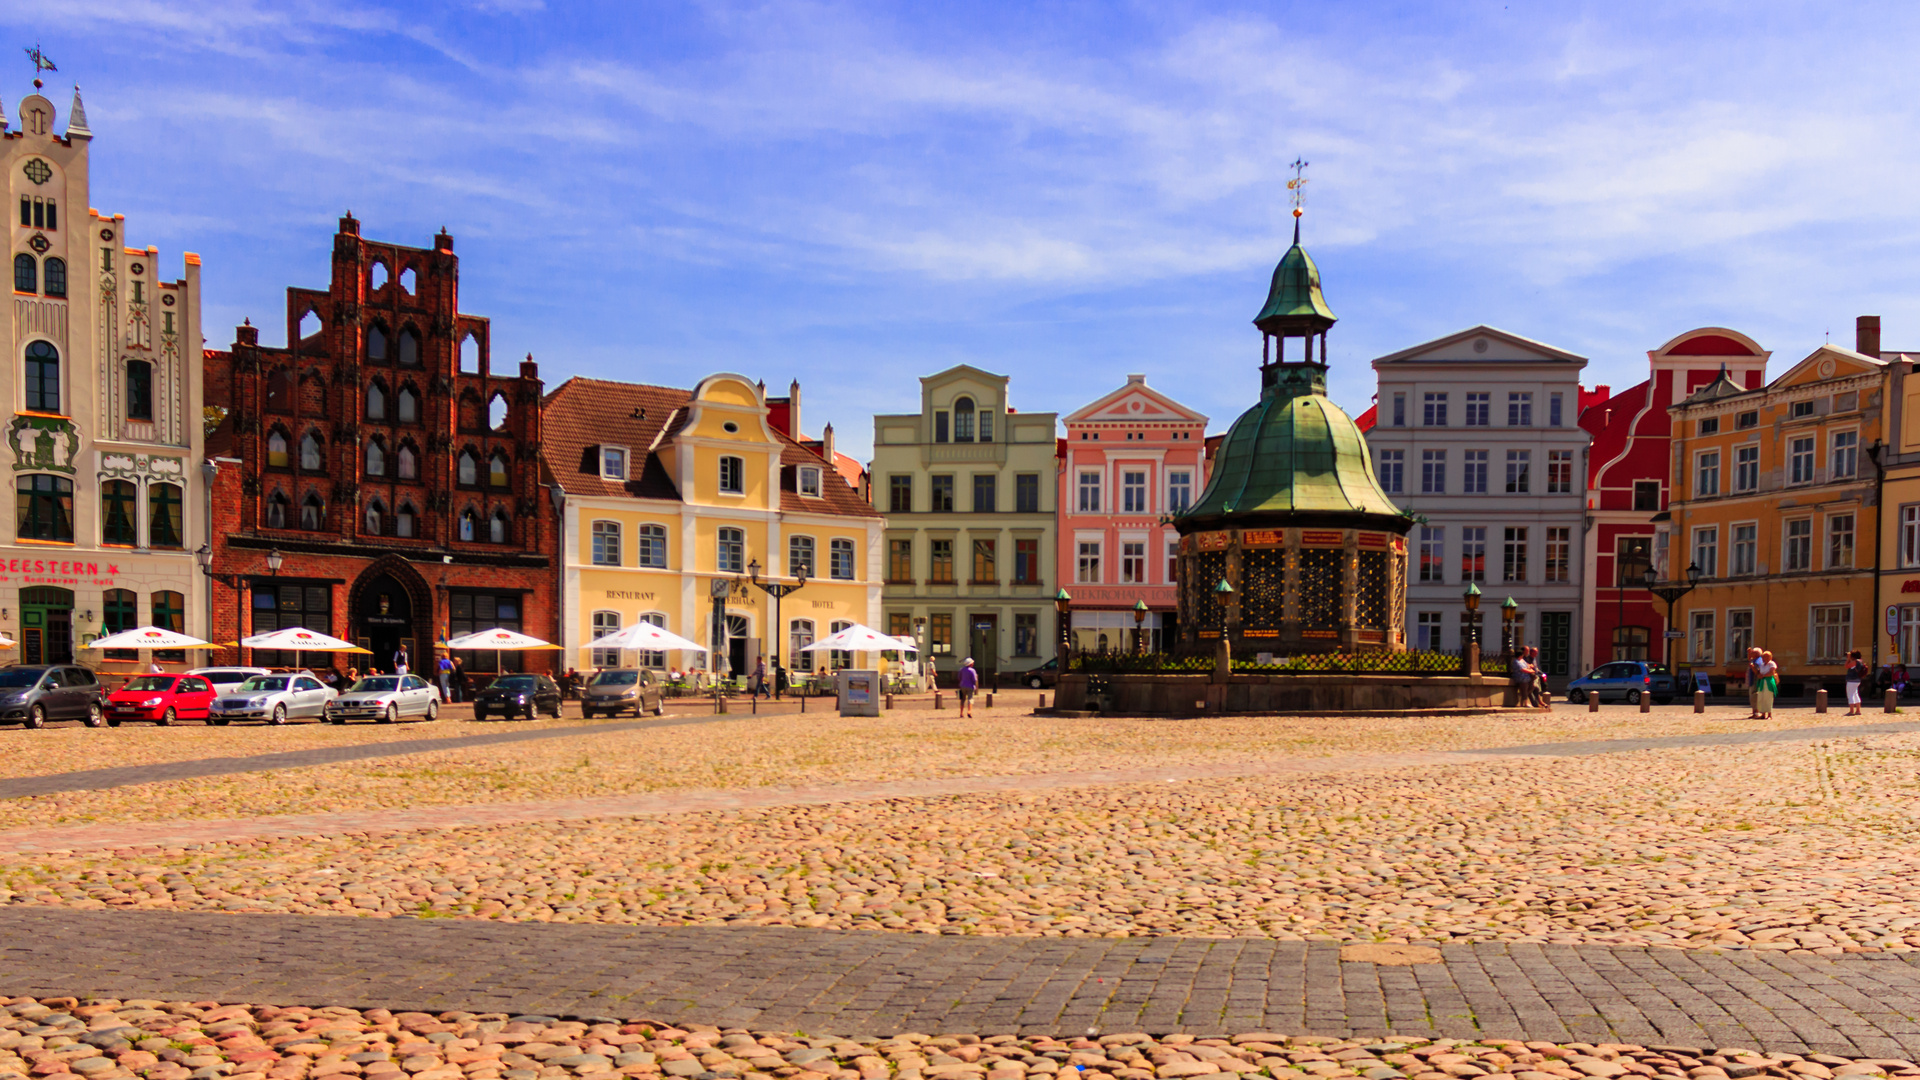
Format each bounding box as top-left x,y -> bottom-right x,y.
747,557 -> 807,699
1132,599 -> 1148,655
1500,596 -> 1519,661
1644,562 -> 1703,670
1053,589 -> 1072,674
1462,583 -> 1482,675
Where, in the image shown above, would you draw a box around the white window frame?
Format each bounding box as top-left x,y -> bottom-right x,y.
719,455 -> 745,495
1726,608 -> 1754,661
1827,512 -> 1855,570
638,523 -> 667,568
1692,525 -> 1718,578
1694,450 -> 1719,497
717,526 -> 745,573
829,537 -> 855,580
1377,450 -> 1403,494
790,618 -> 816,673
789,534 -> 816,577
1465,392 -> 1490,427
1391,393 -> 1406,427
1830,429 -> 1859,480
1418,525 -> 1444,583
1784,518 -> 1812,572
1507,391 -> 1533,427
1903,504 -> 1920,569
1505,449 -> 1531,494
1076,540 -> 1102,584
1734,443 -> 1759,493
1730,521 -> 1757,576
1789,436 -> 1815,485
1689,610 -> 1715,664
1167,470 -> 1193,512
1121,470 -> 1148,514
1077,471 -> 1102,513
1547,450 -> 1573,494
590,520 -> 622,567
1501,526 -> 1528,584
1544,526 -> 1570,583
798,466 -> 822,497
1463,449 -> 1487,494
1421,449 -> 1446,494
1423,392 -> 1448,427
591,610 -> 622,668
637,612 -> 668,668
1415,611 -> 1444,651
1810,604 -> 1852,664
601,446 -> 628,481
1120,540 -> 1146,584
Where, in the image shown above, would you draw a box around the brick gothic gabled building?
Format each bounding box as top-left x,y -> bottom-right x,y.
205,216 -> 557,673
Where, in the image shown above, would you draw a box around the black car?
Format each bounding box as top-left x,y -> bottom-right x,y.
1018,657 -> 1058,689
0,664 -> 107,728
471,673 -> 564,721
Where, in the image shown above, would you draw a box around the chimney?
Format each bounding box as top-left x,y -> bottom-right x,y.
789,380 -> 801,439
822,422 -> 835,464
1857,315 -> 1882,358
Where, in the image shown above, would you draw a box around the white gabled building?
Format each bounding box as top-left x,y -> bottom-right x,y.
1367,326 -> 1590,679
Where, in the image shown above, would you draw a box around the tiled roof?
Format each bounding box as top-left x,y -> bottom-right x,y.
541,377 -> 693,501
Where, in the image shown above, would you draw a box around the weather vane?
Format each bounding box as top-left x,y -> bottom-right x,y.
1286,158 -> 1309,241
24,44 -> 55,89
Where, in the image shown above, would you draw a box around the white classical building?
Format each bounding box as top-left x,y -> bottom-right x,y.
1367,326 -> 1590,679
0,82 -> 207,668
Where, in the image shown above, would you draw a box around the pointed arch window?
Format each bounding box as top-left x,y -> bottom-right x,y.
457,449 -> 478,486
488,393 -> 509,432
489,450 -> 510,488
266,428 -> 290,469
459,508 -> 478,542
24,340 -> 58,413
365,380 -> 387,420
490,509 -> 509,544
396,501 -> 417,538
397,385 -> 418,423
13,253 -> 34,294
266,490 -> 289,529
398,328 -> 420,366
365,498 -> 386,536
125,360 -> 153,421
300,492 -> 325,530
101,480 -> 136,546
149,483 -> 183,548
396,441 -> 418,480
41,256 -> 63,298
366,324 -> 388,361
299,431 -> 323,471
365,437 -> 386,477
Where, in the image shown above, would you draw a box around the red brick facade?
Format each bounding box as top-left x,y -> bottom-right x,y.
203,216 -> 557,675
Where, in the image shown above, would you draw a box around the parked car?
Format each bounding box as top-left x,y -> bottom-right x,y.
580,668 -> 664,718
471,673 -> 564,721
1018,657 -> 1058,689
1565,660 -> 1678,705
209,672 -> 337,725
106,674 -> 218,726
0,664 -> 106,728
323,674 -> 441,724
188,666 -> 273,695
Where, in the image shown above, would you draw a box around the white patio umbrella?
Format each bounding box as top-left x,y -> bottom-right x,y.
801,623 -> 909,654
444,627 -> 563,678
85,626 -> 216,650
582,621 -> 708,655
241,626 -> 369,673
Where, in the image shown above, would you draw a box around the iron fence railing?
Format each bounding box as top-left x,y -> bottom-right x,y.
1064,648 -> 1511,676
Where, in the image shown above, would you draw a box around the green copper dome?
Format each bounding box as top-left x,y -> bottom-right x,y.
1180,365 -> 1401,528
1253,242 -> 1337,334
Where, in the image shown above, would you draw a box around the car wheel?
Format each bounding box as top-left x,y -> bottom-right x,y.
1028,676 -> 1043,689
211,716 -> 231,726
1626,689 -> 1642,704
84,702 -> 104,728
472,708 -> 486,722
425,700 -> 439,722
25,704 -> 45,730
581,707 -> 596,719
107,716 -> 122,727
270,703 -> 288,726
380,704 -> 397,724
524,701 -> 536,722
1568,688 -> 1586,704
654,701 -> 665,716
158,707 -> 176,727
329,715 -> 346,725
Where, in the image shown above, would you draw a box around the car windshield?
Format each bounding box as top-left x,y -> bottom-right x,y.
197,671 -> 257,683
123,676 -> 176,692
0,669 -> 44,688
238,676 -> 289,692
351,677 -> 400,692
591,671 -> 639,686
490,675 -> 537,691
1648,665 -> 1671,676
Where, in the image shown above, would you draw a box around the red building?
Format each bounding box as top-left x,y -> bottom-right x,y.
1580,328 -> 1768,670
204,216 -> 557,673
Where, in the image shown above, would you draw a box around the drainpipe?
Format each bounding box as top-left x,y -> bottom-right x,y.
200,459 -> 218,642
1872,437 -> 1887,668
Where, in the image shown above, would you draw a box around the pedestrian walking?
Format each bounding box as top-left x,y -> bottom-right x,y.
957,657 -> 979,718
1753,649 -> 1779,719
750,658 -> 769,700
1845,649 -> 1868,716
452,657 -> 468,702
438,653 -> 455,702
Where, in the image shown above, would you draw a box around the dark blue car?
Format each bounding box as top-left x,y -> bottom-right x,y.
1566,660 -> 1677,705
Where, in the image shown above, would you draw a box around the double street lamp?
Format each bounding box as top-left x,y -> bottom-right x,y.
1644,562 -> 1703,669
747,557 -> 806,698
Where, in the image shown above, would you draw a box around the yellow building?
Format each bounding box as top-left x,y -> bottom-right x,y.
1665,343 -> 1890,692
542,375 -> 884,680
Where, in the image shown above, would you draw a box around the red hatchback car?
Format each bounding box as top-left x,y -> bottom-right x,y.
105,674 -> 217,726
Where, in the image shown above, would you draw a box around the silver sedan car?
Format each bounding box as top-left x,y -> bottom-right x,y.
323,674 -> 441,724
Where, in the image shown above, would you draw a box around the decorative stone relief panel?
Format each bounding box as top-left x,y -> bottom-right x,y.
10,415 -> 79,474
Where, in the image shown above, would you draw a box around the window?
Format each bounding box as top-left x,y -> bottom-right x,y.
1698,416 -> 1719,436
1016,473 -> 1041,513
719,455 -> 744,495
1122,471 -> 1147,514
704,526 -> 742,572
931,474 -> 955,513
1014,613 -> 1037,657
1695,451 -> 1719,497
934,411 -> 949,443
15,474 -> 71,542
1812,605 -> 1851,663
953,398 -> 975,442
301,493 -> 325,531
1463,449 -> 1487,494
972,538 -> 996,583
448,591 -> 524,672
1077,472 -> 1101,512
1727,609 -> 1754,659
799,467 -> 822,497
365,439 -> 386,477
364,498 -> 386,535
888,538 -> 912,581
1460,526 -> 1486,583
1731,522 -> 1756,575
1612,625 -> 1650,662
13,253 -> 33,293
591,612 -> 622,668
1906,505 -> 1920,568
1692,526 -> 1718,577
1545,527 -> 1570,583
591,521 -> 622,566
1015,538 -> 1039,584
782,618 -> 815,672
95,480 -> 137,546
973,473 -> 996,513
1549,392 -> 1563,427
1415,611 -> 1444,651
366,381 -> 387,420
1616,536 -> 1651,586
930,539 -> 954,583
1421,450 -> 1446,494
149,484 -> 183,548
489,509 -> 509,545
1502,527 -> 1528,583
17,196 -> 55,230
1167,539 -> 1179,582
637,524 -> 666,568
1391,393 -> 1406,427
266,491 -> 288,529
267,429 -> 290,469
601,447 -> 627,481
1505,450 -> 1530,493
299,431 -> 323,471
1690,611 -> 1715,664
251,584 -> 336,666
1508,392 -> 1533,426
1418,526 -> 1444,582
1734,444 -> 1759,493
367,325 -> 388,360
149,591 -> 185,662
1423,392 -> 1448,426
397,386 -> 418,423
978,408 -> 994,443
396,501 -> 416,538
1547,450 -> 1573,494
397,443 -> 418,480
1121,541 -> 1146,584
1465,392 -> 1489,426
823,618 -> 855,670
889,475 -> 913,513
1633,481 -> 1661,511
1831,431 -> 1859,479
101,589 -> 138,661
1791,400 -> 1815,419
1377,450 -> 1403,494
125,360 -> 153,421
32,254 -> 59,300
457,450 -> 478,486
398,329 -> 420,367
489,450 -> 510,488
1736,410 -> 1758,429
24,340 -> 58,413
930,613 -> 953,654
830,538 -> 855,580
1077,541 -> 1102,583
790,535 -> 815,577
1785,518 -> 1812,571
1829,513 -> 1855,569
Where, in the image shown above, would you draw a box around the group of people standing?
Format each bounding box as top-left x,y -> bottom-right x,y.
1746,646 -> 1781,718
1509,646 -> 1551,710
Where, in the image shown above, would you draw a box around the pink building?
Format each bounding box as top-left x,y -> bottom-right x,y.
1057,375 -> 1210,651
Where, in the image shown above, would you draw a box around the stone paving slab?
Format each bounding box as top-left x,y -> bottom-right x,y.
7,909 -> 1920,1053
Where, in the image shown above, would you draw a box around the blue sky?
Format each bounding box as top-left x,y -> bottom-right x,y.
17,1 -> 1920,459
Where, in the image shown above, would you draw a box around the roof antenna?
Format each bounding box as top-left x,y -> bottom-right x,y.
1286,158 -> 1309,244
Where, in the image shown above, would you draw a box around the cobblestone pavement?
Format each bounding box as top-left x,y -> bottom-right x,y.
7,909 -> 1920,1055
1466,720 -> 1920,756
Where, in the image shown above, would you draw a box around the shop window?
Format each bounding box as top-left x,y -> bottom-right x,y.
591,611 -> 622,668
448,590 -> 523,673
790,618 -> 816,672
1014,613 -> 1038,657
252,584 -> 332,667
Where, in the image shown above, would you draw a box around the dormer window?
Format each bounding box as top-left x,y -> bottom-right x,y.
799,466 -> 822,497
953,397 -> 976,442
719,455 -> 744,495
601,446 -> 627,481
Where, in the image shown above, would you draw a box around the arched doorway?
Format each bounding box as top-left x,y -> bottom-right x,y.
355,572 -> 417,673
